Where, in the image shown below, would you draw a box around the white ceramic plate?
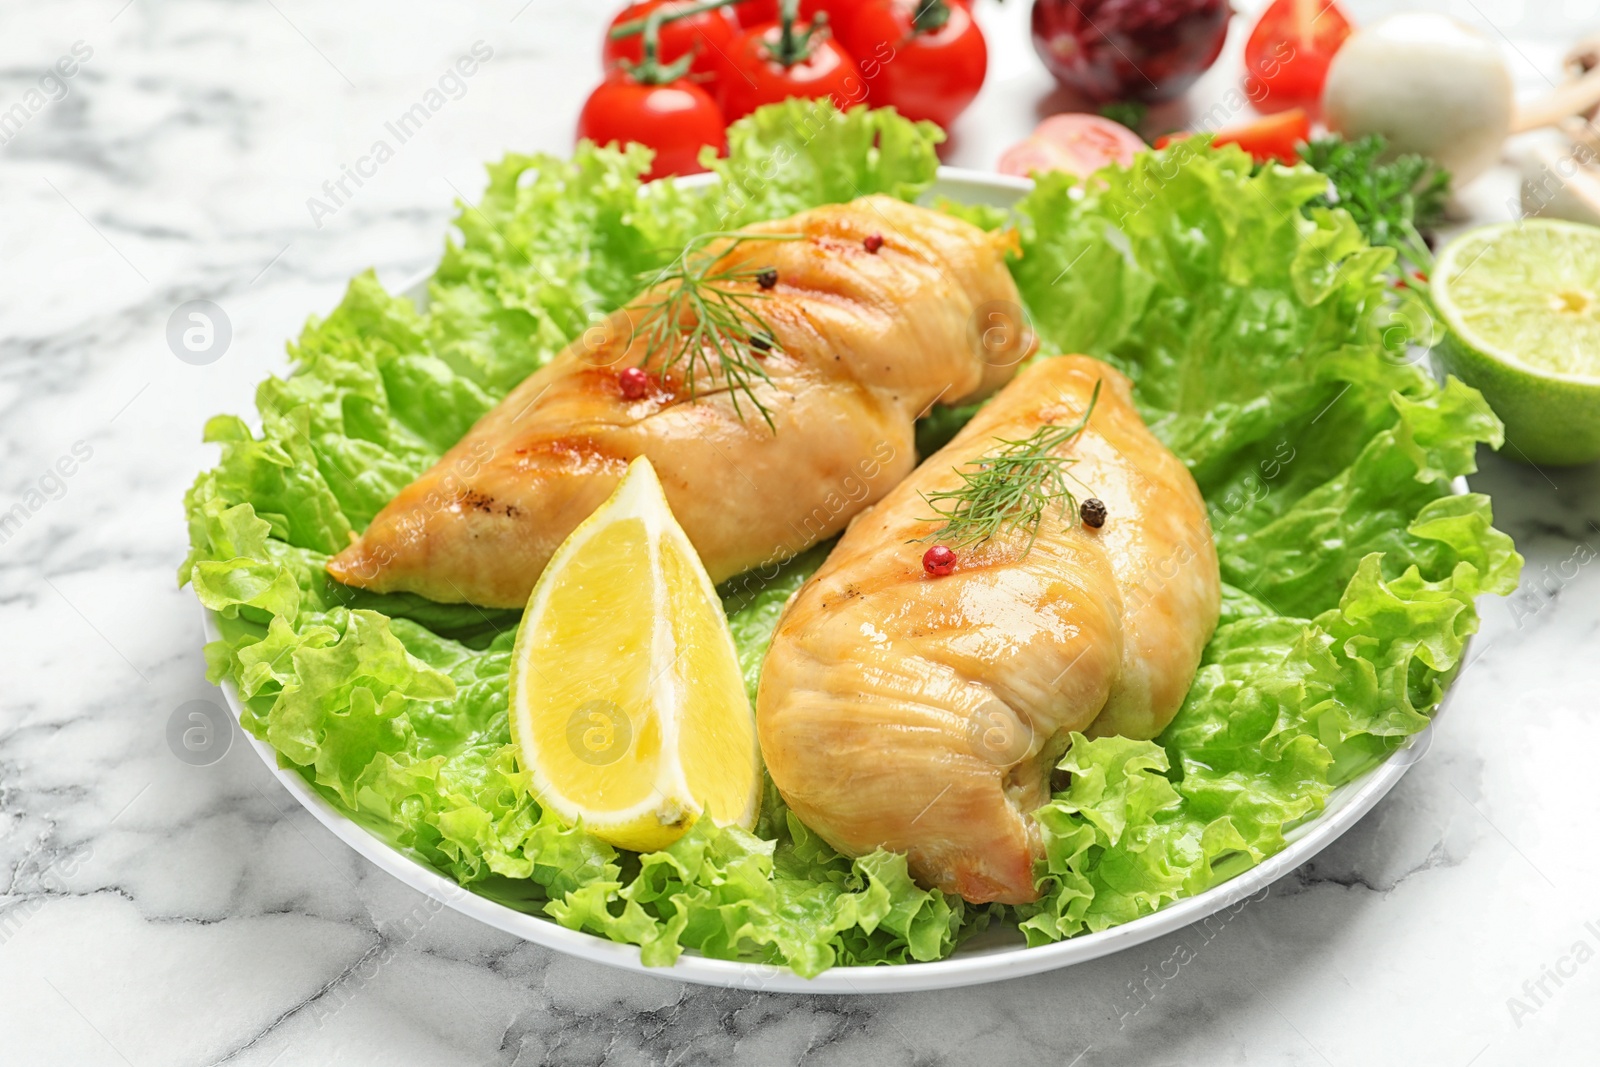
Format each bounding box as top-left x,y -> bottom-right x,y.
203,168 -> 1455,993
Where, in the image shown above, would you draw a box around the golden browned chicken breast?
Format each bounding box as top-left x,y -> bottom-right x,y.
756,356 -> 1220,905
326,196 -> 1030,607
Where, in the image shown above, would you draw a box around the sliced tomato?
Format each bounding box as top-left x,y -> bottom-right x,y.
1156,108 -> 1310,165
1242,0 -> 1354,113
999,113 -> 1145,178
1211,108 -> 1310,164
603,1 -> 740,80
577,74 -> 727,181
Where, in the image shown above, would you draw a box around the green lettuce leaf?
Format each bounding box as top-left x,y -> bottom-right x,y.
708,100 -> 944,228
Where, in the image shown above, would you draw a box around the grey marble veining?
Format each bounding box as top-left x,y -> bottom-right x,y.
3,1 -> 1600,1064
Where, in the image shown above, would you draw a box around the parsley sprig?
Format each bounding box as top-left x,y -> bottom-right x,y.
634,231 -> 803,431
1298,134 -> 1450,273
918,380 -> 1102,551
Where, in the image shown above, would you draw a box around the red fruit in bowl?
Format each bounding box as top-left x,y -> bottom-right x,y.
1030,0 -> 1231,104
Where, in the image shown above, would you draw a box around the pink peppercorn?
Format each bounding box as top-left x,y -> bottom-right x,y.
618,366 -> 650,399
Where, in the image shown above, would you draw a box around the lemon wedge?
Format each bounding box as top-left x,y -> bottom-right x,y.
507,457 -> 760,852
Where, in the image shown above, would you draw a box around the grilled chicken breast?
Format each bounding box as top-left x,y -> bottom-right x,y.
756,356 -> 1220,905
327,196 -> 1030,607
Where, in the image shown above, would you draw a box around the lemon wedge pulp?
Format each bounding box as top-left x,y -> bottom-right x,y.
507,457 -> 760,852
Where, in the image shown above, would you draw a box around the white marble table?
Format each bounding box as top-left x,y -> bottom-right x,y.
3,0 -> 1598,1063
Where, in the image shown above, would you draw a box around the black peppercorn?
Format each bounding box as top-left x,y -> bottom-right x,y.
756,268 -> 778,290
1080,497 -> 1107,528
749,333 -> 772,353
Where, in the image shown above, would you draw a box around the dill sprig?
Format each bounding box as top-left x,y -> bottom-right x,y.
634,231 -> 803,431
918,380 -> 1102,551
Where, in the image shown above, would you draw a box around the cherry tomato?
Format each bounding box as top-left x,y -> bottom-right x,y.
732,1 -> 867,35
734,0 -> 783,25
603,1 -> 740,80
577,74 -> 728,181
1155,108 -> 1310,165
716,21 -> 866,122
838,0 -> 988,128
998,113 -> 1145,178
1242,0 -> 1354,113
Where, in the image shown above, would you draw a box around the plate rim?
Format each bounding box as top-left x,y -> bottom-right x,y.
204,165 -> 1460,994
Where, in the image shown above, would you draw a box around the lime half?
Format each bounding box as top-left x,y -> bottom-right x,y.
1432,219 -> 1600,467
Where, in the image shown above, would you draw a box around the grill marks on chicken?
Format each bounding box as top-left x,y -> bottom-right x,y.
756,356 -> 1221,905
326,196 -> 1031,608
